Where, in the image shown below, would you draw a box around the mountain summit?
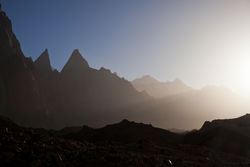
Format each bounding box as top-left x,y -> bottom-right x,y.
34,49 -> 52,72
61,49 -> 89,73
132,75 -> 159,85
132,75 -> 192,98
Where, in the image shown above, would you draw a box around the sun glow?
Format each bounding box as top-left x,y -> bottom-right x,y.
225,39 -> 250,97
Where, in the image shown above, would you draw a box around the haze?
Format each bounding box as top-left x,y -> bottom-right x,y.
2,0 -> 250,96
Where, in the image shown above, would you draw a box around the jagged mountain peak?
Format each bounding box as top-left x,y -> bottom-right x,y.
133,75 -> 159,85
61,49 -> 89,73
34,49 -> 52,72
132,75 -> 192,98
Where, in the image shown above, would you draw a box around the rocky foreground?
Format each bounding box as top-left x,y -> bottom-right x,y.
1,116 -> 250,167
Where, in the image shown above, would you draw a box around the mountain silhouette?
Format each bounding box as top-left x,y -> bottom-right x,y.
184,114 -> 250,156
34,49 -> 52,73
2,2 -> 250,166
61,49 -> 89,73
132,75 -> 192,98
0,7 -> 152,129
49,49 -> 150,128
63,119 -> 181,145
0,8 -> 47,127
0,5 -> 250,131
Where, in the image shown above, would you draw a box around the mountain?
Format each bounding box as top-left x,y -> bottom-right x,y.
34,49 -> 52,73
132,75 -> 250,129
1,4 -> 250,131
0,7 -> 47,127
44,49 -> 151,128
0,6 -> 153,129
154,85 -> 249,129
132,75 -> 192,98
63,119 -> 181,145
61,49 -> 89,73
30,48 -> 249,130
184,114 -> 250,156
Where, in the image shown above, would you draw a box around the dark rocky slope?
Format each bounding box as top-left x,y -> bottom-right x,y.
1,115 -> 250,167
184,114 -> 250,156
63,119 -> 181,146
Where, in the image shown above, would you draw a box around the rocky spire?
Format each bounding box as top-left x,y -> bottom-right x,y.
61,49 -> 89,73
34,49 -> 52,72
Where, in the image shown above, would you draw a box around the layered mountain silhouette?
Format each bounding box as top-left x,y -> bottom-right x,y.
132,75 -> 192,98
42,49 -> 150,128
154,85 -> 249,129
0,5 -> 250,131
3,3 -> 250,166
0,6 -> 151,129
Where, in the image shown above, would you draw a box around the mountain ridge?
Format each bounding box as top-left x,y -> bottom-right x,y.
63,119 -> 181,145
184,113 -> 250,156
132,75 -> 193,98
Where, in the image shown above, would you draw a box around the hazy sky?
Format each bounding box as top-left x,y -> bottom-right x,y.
2,0 -> 250,95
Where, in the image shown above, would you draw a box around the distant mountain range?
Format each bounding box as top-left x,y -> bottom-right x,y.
132,75 -> 192,98
0,6 -> 249,130
132,75 -> 250,129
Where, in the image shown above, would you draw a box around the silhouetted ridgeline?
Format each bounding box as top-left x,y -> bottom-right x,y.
2,2 -> 250,166
0,5 -> 249,130
184,114 -> 250,156
1,115 -> 250,166
132,75 -> 192,98
0,6 -> 152,129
